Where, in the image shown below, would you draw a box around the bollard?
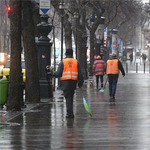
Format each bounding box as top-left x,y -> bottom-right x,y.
136,63 -> 138,73
126,63 -> 128,73
144,63 -> 145,74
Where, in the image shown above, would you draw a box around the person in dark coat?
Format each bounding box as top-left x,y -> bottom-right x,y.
106,54 -> 125,102
129,53 -> 133,63
141,53 -> 147,64
53,49 -> 84,118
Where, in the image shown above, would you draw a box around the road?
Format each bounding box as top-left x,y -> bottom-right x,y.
0,74 -> 150,149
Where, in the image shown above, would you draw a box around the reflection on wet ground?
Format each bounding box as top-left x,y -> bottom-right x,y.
0,74 -> 150,149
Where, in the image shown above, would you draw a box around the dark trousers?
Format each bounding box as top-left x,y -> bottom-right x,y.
96,75 -> 103,88
63,90 -> 75,116
108,77 -> 118,97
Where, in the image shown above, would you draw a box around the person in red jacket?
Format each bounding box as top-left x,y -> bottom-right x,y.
93,55 -> 106,90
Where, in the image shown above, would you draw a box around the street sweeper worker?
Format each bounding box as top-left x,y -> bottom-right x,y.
106,53 -> 125,102
49,48 -> 84,118
93,55 -> 106,90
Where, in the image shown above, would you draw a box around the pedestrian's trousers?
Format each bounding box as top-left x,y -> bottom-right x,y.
96,75 -> 103,88
63,90 -> 75,116
108,78 -> 118,97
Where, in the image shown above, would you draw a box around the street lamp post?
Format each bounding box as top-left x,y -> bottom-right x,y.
100,16 -> 105,58
81,34 -> 88,79
58,1 -> 65,89
59,1 -> 65,61
88,15 -> 95,76
37,15 -> 53,98
74,12 -> 79,59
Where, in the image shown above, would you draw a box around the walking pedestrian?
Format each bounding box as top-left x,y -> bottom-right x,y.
129,53 -> 133,63
106,54 -> 125,102
93,55 -> 106,90
49,48 -> 84,118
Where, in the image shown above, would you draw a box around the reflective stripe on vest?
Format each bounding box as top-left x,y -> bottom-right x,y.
106,59 -> 120,74
60,58 -> 78,80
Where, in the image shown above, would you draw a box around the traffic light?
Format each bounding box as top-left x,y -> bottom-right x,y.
7,6 -> 11,18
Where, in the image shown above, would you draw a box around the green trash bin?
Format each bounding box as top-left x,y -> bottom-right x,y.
0,78 -> 9,105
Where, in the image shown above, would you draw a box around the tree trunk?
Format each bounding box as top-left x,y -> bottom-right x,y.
7,0 -> 22,111
22,1 -> 40,103
77,24 -> 83,64
64,17 -> 72,49
32,1 -> 40,37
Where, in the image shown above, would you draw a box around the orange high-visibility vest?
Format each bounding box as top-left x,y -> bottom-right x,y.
106,59 -> 120,74
60,58 -> 78,80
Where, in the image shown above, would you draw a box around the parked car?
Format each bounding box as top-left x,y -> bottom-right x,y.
0,60 -> 26,82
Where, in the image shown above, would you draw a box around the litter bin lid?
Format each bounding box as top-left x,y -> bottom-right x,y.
0,78 -> 9,83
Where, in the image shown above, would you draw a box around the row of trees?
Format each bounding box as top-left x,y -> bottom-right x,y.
5,0 -> 147,110
50,0 -> 146,64
7,1 -> 40,110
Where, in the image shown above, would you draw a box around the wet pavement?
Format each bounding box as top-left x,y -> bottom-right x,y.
1,73 -> 150,149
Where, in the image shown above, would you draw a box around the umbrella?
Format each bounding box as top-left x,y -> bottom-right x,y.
81,88 -> 92,116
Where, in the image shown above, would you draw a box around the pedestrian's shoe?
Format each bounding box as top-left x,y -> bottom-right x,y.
113,96 -> 115,102
66,114 -> 74,118
109,96 -> 114,102
96,85 -> 99,91
96,85 -> 98,89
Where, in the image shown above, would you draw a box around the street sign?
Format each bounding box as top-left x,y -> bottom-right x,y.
40,0 -> 50,15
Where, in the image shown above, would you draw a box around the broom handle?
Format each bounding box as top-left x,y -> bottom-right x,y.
92,75 -> 95,82
80,87 -> 84,98
103,76 -> 108,88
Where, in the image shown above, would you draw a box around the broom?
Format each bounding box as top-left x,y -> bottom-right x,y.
99,76 -> 108,92
80,88 -> 92,116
